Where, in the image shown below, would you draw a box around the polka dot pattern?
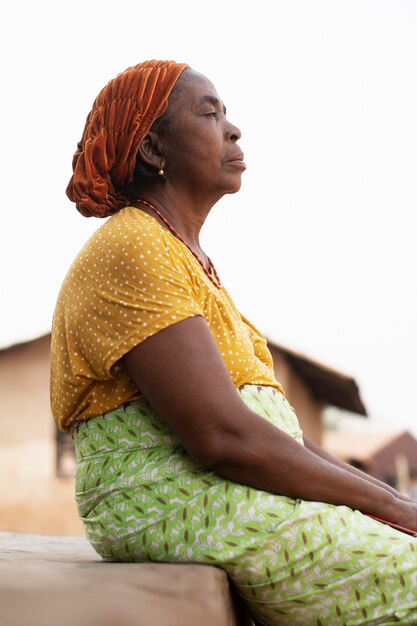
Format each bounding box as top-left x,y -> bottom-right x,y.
50,207 -> 283,431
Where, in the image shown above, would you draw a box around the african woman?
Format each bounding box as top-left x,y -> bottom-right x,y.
51,60 -> 417,626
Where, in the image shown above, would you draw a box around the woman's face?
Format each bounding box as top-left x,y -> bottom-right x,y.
159,69 -> 245,201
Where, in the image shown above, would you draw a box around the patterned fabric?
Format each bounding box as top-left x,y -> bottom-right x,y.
51,207 -> 282,431
73,385 -> 417,626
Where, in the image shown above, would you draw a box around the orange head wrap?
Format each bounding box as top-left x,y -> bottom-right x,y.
66,60 -> 188,218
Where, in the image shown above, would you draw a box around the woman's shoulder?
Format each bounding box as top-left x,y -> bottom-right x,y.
62,206 -> 197,293
75,206 -> 172,262
99,205 -> 166,244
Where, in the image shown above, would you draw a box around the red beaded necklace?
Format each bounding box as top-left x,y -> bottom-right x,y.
134,199 -> 222,289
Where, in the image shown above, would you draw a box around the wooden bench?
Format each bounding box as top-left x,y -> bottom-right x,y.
0,531 -> 254,626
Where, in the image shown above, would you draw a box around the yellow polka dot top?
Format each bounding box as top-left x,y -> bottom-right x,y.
50,207 -> 283,431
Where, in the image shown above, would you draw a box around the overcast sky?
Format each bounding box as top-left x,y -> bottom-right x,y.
1,0 -> 416,434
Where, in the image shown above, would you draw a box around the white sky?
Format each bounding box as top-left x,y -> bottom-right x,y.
1,0 -> 416,434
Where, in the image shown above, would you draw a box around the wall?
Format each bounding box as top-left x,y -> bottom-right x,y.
270,348 -> 323,444
0,336 -> 83,535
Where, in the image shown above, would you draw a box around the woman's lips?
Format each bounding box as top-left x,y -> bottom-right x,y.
226,152 -> 246,170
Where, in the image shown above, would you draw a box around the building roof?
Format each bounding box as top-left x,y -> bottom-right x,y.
322,431 -> 394,461
322,430 -> 417,472
267,341 -> 367,416
0,333 -> 49,355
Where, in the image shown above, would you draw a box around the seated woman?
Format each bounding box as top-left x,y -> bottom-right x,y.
50,60 -> 417,626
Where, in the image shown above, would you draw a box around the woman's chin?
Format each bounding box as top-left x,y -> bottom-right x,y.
228,179 -> 243,194
224,174 -> 244,195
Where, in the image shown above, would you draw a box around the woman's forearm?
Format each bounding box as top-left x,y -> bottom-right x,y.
209,409 -> 413,528
303,436 -> 410,501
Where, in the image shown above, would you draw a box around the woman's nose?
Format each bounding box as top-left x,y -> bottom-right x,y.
226,121 -> 241,142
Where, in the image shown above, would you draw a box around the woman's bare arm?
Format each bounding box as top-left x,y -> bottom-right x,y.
121,316 -> 417,532
303,437 -> 411,501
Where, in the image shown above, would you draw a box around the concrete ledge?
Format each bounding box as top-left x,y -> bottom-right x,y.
0,531 -> 253,626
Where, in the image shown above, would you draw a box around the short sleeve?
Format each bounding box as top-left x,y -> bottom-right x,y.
239,311 -> 274,370
61,217 -> 203,380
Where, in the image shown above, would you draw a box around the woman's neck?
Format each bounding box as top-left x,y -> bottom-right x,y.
132,185 -> 216,250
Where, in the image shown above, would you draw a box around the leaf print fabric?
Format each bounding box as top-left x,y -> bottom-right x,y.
73,385 -> 417,626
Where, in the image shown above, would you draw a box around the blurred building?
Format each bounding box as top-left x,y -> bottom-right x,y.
323,430 -> 417,496
268,341 -> 367,444
0,334 -> 82,534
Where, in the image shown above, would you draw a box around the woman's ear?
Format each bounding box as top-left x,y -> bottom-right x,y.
138,131 -> 164,169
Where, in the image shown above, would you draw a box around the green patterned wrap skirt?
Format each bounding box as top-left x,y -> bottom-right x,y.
72,385 -> 417,626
